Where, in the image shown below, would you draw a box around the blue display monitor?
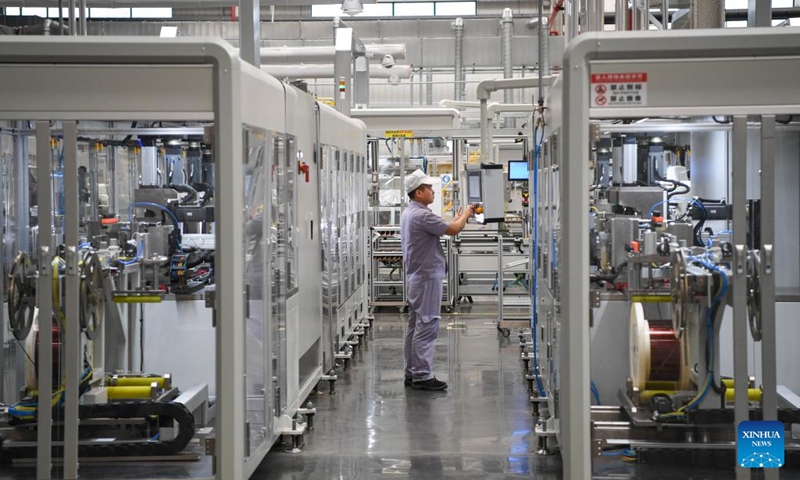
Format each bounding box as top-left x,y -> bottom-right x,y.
508,160 -> 528,182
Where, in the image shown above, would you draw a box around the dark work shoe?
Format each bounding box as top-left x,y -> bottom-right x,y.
412,377 -> 447,391
404,377 -> 413,387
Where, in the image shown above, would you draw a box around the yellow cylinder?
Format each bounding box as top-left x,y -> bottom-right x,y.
639,390 -> 675,403
726,388 -> 762,402
106,386 -> 155,400
111,377 -> 166,389
722,378 -> 735,389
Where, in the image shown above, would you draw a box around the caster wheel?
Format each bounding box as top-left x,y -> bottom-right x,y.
502,328 -> 511,338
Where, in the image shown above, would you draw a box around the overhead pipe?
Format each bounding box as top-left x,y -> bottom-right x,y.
615,0 -> 628,30
568,0 -> 580,40
453,17 -> 465,101
260,63 -> 411,79
252,44 -> 406,64
501,8 -> 514,105
690,0 -> 724,28
477,76 -> 554,162
79,0 -> 87,35
426,68 -> 433,105
68,0 -> 76,35
538,0 -> 548,102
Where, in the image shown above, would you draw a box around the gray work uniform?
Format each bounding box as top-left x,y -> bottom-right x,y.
400,200 -> 448,381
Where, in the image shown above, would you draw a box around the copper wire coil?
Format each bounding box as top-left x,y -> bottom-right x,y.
647,320 -> 682,382
630,303 -> 690,391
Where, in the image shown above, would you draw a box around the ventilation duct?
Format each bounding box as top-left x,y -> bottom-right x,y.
261,63 -> 411,79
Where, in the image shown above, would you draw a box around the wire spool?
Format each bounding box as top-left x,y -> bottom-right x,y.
24,309 -> 62,392
8,252 -> 36,341
80,252 -> 104,340
630,302 -> 690,392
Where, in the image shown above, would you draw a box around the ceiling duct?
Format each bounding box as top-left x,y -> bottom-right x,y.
261,63 -> 411,79
254,44 -> 406,63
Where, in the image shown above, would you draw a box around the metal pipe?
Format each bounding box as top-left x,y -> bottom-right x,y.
616,0 -> 628,30
260,63 -> 412,79
538,0 -> 546,102
589,0 -> 603,31
453,18 -> 465,102
567,0 -> 580,41
501,8 -> 514,105
690,0 -> 724,28
426,68 -> 433,105
68,0 -> 76,35
58,0 -> 64,34
661,0 -> 669,29
643,0 -> 650,29
79,0 -> 87,35
477,76 -> 554,162
249,44 -> 407,63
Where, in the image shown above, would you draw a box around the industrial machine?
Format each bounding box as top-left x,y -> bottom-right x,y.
355,109 -> 461,312
0,37 -> 366,480
524,28 -> 800,478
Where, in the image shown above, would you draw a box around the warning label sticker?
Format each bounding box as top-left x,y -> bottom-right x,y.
590,72 -> 647,108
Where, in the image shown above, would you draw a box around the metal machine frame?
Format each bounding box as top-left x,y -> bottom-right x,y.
554,28 -> 800,479
0,36 -> 365,480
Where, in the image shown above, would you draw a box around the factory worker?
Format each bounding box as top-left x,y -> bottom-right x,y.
401,169 -> 473,391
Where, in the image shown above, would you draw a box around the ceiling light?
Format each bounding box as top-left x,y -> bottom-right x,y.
341,0 -> 363,15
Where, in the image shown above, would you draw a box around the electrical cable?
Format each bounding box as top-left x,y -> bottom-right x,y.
128,201 -> 183,254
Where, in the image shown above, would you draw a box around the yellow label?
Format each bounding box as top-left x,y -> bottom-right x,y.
384,130 -> 414,138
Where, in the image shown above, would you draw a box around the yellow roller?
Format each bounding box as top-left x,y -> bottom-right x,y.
640,388 -> 762,404
106,386 -> 156,400
722,378 -> 735,389
640,390 -> 676,403
111,376 -> 167,389
630,295 -> 672,303
726,388 -> 762,402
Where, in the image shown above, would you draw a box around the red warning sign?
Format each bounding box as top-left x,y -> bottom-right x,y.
590,71 -> 648,107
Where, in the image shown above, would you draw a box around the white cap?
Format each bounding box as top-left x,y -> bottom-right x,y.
404,169 -> 435,195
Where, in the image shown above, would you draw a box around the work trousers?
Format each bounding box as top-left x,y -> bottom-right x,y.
404,276 -> 444,381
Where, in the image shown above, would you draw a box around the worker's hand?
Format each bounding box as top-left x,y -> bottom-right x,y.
463,204 -> 475,218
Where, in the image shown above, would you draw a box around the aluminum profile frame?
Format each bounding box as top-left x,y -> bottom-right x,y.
0,36 -> 243,480
561,28 -> 800,479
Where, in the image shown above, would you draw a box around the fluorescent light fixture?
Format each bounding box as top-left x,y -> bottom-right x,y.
48,7 -> 79,18
435,2 -> 475,16
725,19 -> 747,27
725,0 -> 747,8
394,2 -> 434,16
160,26 -> 179,38
21,7 -> 47,17
5,7 -> 20,15
312,3 -> 392,17
341,0 -> 364,15
132,8 -> 172,19
90,8 -> 131,19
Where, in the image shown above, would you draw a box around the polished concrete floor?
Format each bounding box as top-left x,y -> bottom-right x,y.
4,308 -> 800,479
252,310 -> 561,480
